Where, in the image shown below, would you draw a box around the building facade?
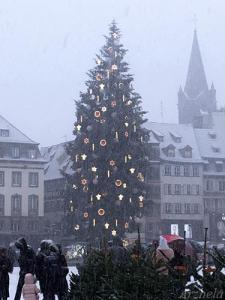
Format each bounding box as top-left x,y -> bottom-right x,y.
0,115 -> 45,246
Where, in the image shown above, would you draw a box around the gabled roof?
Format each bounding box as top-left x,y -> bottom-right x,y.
146,122 -> 202,162
0,115 -> 37,144
184,30 -> 208,98
41,142 -> 72,180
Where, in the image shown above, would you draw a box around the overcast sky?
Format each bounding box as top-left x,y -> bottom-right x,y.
0,0 -> 225,146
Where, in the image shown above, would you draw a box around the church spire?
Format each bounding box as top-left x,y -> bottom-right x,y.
184,30 -> 208,98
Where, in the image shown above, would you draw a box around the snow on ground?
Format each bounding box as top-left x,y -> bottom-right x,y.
9,266 -> 78,300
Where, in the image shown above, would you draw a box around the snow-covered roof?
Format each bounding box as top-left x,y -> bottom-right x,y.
41,142 -> 73,180
195,112 -> 225,159
146,122 -> 202,163
0,115 -> 37,144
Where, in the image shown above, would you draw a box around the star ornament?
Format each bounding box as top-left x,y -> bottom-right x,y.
91,166 -> 97,172
130,168 -> 135,174
139,195 -> 144,202
76,124 -> 82,131
118,194 -> 124,201
112,32 -> 119,39
112,230 -> 117,236
105,223 -> 109,229
96,194 -> 102,200
99,83 -> 105,90
81,154 -> 87,160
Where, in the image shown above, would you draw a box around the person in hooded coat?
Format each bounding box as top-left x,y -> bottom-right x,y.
55,244 -> 69,300
35,240 -> 52,300
14,238 -> 35,300
155,236 -> 174,275
22,273 -> 40,300
0,247 -> 13,300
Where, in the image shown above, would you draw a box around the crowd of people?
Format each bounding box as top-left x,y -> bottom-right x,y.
0,238 -> 68,300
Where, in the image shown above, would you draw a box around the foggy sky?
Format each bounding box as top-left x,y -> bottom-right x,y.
0,0 -> 224,146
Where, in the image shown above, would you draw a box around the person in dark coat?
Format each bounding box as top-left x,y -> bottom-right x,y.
0,247 -> 13,300
14,238 -> 35,300
35,240 -> 52,300
56,244 -> 69,300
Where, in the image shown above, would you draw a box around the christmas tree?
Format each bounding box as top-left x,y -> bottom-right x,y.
64,21 -> 150,242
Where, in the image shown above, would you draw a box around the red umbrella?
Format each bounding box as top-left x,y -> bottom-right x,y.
162,234 -> 184,243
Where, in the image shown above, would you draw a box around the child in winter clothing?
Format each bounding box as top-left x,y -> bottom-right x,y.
22,273 -> 40,300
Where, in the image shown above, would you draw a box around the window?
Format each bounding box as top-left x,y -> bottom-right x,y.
28,195 -> 38,215
29,173 -> 39,187
168,148 -> 175,157
203,164 -> 209,172
175,184 -> 181,195
219,181 -> 225,192
28,149 -> 37,159
165,165 -> 171,176
187,184 -> 191,195
206,180 -> 213,192
175,166 -> 180,176
184,166 -> 190,177
12,146 -> 20,158
28,221 -> 38,232
184,203 -> 191,214
196,185 -> 200,195
11,194 -> 22,215
193,167 -> 199,177
0,172 -> 4,186
174,203 -> 182,214
184,149 -> 192,158
192,204 -> 199,214
216,163 -> 223,172
12,172 -> 22,187
168,184 -> 172,195
11,221 -> 20,232
0,129 -> 9,137
0,195 -> 4,216
165,203 -> 172,214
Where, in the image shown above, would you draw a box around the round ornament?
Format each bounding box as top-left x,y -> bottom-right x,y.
81,179 -> 87,185
100,139 -> 107,147
94,111 -> 101,118
109,160 -> 116,166
115,179 -> 122,187
98,208 -> 105,216
84,212 -> 89,218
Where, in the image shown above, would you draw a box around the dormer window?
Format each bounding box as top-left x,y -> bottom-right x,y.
28,149 -> 36,159
212,144 -> 220,153
208,131 -> 217,139
152,130 -> 164,142
170,132 -> 182,143
0,129 -> 9,137
180,145 -> 192,158
163,144 -> 175,157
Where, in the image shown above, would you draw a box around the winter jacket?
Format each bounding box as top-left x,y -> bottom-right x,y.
22,273 -> 40,300
0,249 -> 13,299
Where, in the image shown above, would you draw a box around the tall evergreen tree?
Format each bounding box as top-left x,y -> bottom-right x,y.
64,21 -> 150,242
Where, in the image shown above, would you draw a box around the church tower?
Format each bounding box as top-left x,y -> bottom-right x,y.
178,30 -> 217,128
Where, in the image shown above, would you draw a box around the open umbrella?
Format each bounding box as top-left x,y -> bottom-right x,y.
162,234 -> 184,243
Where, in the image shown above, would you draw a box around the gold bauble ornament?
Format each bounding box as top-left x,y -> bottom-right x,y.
98,208 -> 105,216
94,111 -> 101,118
115,179 -> 122,187
100,139 -> 107,147
83,212 -> 89,218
